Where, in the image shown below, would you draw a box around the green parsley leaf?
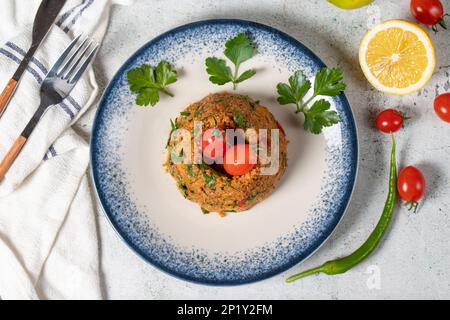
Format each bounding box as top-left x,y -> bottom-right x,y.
178,183 -> 188,198
201,207 -> 210,214
276,83 -> 296,105
194,105 -> 204,118
196,163 -> 208,170
242,95 -> 259,109
314,68 -> 346,97
187,164 -> 196,177
170,147 -> 185,163
180,111 -> 190,117
236,69 -> 257,83
303,100 -> 340,134
205,57 -> 233,85
246,193 -> 259,201
127,61 -> 177,107
290,70 -> 312,99
276,67 -> 345,134
277,71 -> 311,109
127,64 -> 156,92
135,88 -> 159,106
224,33 -> 255,67
166,118 -> 181,148
205,33 -> 256,90
233,109 -> 248,129
203,172 -> 217,189
155,61 -> 177,87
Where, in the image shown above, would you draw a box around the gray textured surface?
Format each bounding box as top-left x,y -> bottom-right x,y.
84,0 -> 450,299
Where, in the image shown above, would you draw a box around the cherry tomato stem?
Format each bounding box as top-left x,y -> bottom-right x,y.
406,201 -> 420,213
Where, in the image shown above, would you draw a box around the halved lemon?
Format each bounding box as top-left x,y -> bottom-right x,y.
359,20 -> 435,95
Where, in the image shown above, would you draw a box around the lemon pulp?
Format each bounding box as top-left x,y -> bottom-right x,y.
365,27 -> 429,89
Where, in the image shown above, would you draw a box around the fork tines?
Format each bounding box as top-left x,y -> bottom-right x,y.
50,34 -> 99,84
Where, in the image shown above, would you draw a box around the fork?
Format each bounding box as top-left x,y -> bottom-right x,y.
0,35 -> 98,180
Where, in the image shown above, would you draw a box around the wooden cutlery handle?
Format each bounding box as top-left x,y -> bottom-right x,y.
0,79 -> 18,116
0,135 -> 27,180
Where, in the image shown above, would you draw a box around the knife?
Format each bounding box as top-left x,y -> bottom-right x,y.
0,0 -> 67,118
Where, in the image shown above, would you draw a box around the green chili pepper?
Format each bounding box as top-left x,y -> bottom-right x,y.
287,135 -> 397,283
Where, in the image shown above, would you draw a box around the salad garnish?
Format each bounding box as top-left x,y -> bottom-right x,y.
276,68 -> 346,134
127,61 -> 177,106
166,118 -> 180,148
205,33 -> 256,90
203,171 -> 217,189
233,108 -> 248,129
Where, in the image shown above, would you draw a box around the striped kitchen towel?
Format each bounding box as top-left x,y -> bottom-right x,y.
0,0 -> 131,299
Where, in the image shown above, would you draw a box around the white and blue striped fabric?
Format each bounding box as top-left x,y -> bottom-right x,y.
0,0 -> 131,299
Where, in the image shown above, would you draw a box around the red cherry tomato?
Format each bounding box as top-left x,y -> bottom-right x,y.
434,92 -> 450,123
397,166 -> 425,212
202,127 -> 227,161
223,144 -> 256,176
410,0 -> 447,30
375,109 -> 404,133
236,199 -> 247,207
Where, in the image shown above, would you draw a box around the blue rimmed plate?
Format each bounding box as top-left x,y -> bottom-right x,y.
91,19 -> 358,285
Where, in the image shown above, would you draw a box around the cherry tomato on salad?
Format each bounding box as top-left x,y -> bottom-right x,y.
202,127 -> 227,161
223,144 -> 257,176
410,0 -> 448,31
375,109 -> 404,133
236,199 -> 247,208
397,166 -> 425,212
434,92 -> 450,123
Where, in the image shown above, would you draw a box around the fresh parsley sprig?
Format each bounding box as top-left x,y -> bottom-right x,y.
205,33 -> 256,90
276,68 -> 346,134
127,61 -> 177,106
166,118 -> 180,148
203,171 -> 217,189
233,109 -> 248,129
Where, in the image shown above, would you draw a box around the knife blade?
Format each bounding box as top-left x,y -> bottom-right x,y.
0,0 -> 67,117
